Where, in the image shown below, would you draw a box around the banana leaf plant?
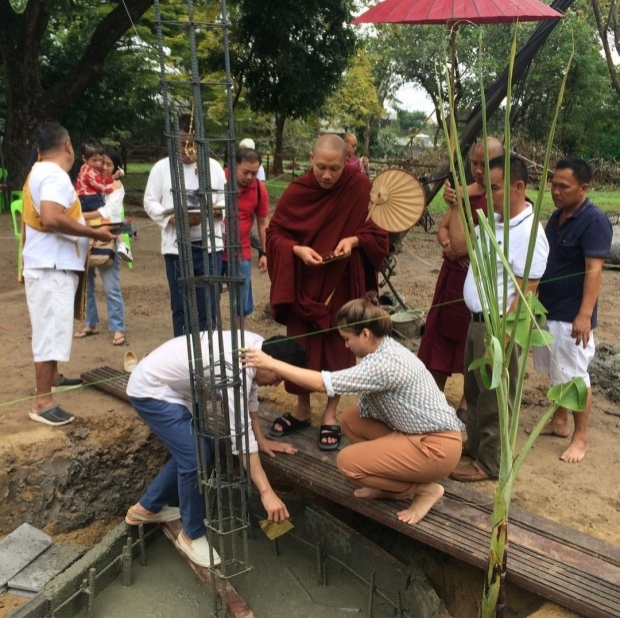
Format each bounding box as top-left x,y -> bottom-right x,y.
439,29 -> 587,618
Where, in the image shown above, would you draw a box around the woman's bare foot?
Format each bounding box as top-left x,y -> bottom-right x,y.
397,483 -> 444,525
560,436 -> 588,463
526,409 -> 570,437
353,487 -> 397,500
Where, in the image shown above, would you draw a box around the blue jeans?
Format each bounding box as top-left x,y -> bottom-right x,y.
79,194 -> 105,212
165,248 -> 222,337
221,259 -> 253,316
130,397 -> 213,540
86,254 -> 125,332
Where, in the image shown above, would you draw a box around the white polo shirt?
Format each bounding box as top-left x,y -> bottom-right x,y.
22,162 -> 90,271
127,331 -> 262,454
144,157 -> 226,255
463,205 -> 549,313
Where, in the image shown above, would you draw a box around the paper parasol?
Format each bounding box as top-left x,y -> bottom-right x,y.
368,169 -> 426,233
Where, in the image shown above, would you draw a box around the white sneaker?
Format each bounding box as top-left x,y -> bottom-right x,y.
175,531 -> 221,567
117,242 -> 133,263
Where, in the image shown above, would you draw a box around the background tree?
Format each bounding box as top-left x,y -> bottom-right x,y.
0,0 -> 155,186
229,0 -> 357,174
321,47 -> 385,134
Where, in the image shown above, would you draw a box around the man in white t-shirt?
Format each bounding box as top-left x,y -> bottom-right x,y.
144,114 -> 227,337
449,154 -> 549,481
22,122 -> 117,427
125,331 -> 306,568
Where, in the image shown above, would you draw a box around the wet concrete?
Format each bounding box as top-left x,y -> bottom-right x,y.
234,531 -> 397,618
74,528 -> 401,618
74,536 -> 213,618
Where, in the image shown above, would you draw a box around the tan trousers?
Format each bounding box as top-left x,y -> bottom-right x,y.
336,406 -> 462,499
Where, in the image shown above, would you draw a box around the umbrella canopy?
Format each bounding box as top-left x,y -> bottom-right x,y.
353,0 -> 563,25
368,169 -> 426,233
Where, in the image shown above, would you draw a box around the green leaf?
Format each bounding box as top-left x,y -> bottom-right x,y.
488,335 -> 503,390
547,378 -> 588,412
530,329 -> 555,348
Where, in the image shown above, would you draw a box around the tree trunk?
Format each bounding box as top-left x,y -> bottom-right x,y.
0,0 -> 154,189
273,113 -> 286,176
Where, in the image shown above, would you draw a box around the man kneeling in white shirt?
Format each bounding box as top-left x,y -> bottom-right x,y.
124,331 -> 306,567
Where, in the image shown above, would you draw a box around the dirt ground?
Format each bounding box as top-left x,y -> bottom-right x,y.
0,200 -> 619,613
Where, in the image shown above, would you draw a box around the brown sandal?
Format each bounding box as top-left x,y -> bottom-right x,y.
74,328 -> 99,339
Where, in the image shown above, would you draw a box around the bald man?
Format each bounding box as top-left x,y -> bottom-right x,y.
344,132 -> 368,175
266,134 -> 389,450
418,137 -> 504,420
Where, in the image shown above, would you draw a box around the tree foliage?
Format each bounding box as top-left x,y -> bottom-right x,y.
0,0 -> 155,186
229,0 -> 357,173
321,47 -> 385,131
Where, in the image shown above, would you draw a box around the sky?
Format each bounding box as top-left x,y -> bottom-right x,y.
391,82 -> 436,114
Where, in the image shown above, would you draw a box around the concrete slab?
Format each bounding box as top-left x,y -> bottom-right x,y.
6,588 -> 38,599
8,544 -> 86,593
0,524 -> 52,588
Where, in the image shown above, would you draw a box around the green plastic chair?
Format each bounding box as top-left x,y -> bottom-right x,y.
120,204 -> 133,270
10,198 -> 23,275
0,168 -> 8,213
10,189 -> 22,206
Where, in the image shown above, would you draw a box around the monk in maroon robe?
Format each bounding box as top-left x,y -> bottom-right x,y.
266,134 -> 389,449
417,137 -> 503,421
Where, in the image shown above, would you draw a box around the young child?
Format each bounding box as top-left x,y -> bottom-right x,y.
77,139 -> 132,262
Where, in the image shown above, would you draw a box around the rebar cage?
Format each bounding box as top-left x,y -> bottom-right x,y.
153,0 -> 252,614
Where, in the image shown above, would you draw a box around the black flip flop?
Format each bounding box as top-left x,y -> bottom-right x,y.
269,413 -> 311,438
318,424 -> 342,451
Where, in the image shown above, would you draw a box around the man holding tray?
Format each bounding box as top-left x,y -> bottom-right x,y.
144,114 -> 226,336
266,134 -> 389,450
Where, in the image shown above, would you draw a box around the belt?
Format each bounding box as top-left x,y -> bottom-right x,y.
471,312 -> 485,323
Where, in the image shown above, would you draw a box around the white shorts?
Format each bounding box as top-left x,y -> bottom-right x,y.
532,320 -> 595,388
24,268 -> 78,362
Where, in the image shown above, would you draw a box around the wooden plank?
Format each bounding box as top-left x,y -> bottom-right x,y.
85,367 -> 620,618
161,520 -> 255,618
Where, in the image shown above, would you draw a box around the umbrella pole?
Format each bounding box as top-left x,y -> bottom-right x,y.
448,22 -> 459,158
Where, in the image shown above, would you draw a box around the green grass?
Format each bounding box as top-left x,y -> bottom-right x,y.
427,188 -> 620,219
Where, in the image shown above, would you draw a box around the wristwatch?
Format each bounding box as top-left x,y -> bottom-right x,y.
258,249 -> 266,259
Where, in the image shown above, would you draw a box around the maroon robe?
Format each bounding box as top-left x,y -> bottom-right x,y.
417,192 -> 488,377
267,165 -> 389,394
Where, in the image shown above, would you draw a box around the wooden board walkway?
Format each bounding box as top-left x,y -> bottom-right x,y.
83,367 -> 620,618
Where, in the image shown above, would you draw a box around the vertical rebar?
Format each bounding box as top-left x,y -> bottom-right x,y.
367,571 -> 376,618
316,541 -> 327,586
86,567 -> 96,618
138,524 -> 147,567
272,537 -> 280,557
395,590 -> 402,618
121,536 -> 132,587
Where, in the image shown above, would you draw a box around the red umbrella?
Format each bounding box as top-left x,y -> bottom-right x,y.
354,0 -> 563,147
353,0 -> 563,26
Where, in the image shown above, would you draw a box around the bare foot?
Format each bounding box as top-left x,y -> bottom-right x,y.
525,419 -> 570,438
397,483 -> 444,525
353,487 -> 396,500
560,437 -> 588,463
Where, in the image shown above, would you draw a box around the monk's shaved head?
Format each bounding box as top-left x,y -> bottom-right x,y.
472,136 -> 504,158
470,137 -> 504,186
313,134 -> 347,159
310,134 -> 347,189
